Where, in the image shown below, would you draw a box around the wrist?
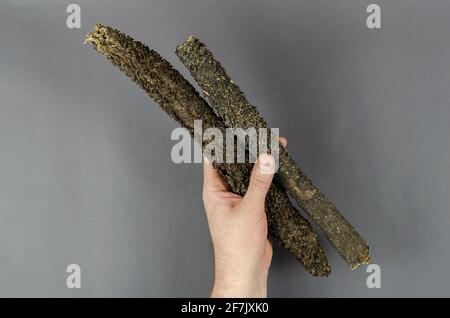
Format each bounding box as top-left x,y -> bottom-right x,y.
211,267 -> 268,298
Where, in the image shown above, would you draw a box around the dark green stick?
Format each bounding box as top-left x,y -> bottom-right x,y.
85,24 -> 330,276
176,36 -> 370,269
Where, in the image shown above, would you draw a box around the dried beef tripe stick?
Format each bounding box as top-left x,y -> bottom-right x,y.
176,36 -> 371,269
85,24 -> 330,276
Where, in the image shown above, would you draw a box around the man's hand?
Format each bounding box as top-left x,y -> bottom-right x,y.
202,138 -> 287,298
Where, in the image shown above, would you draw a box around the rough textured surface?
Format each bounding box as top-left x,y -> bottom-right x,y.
85,24 -> 330,276
176,36 -> 371,269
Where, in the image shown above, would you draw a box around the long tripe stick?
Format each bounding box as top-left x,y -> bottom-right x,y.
85,24 -> 331,276
176,36 -> 370,269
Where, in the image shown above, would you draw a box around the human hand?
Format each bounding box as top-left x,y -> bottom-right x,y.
202,138 -> 287,298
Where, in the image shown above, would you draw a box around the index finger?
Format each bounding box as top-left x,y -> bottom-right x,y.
203,158 -> 229,192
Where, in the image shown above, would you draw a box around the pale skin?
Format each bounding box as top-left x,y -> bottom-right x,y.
202,137 -> 287,298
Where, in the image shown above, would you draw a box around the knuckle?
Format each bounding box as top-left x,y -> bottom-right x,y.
251,174 -> 269,190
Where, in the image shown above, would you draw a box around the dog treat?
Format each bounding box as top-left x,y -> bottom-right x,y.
176,36 -> 370,269
85,24 -> 330,276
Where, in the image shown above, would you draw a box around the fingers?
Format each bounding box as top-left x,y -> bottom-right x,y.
243,153 -> 275,209
203,134 -> 284,197
203,157 -> 229,192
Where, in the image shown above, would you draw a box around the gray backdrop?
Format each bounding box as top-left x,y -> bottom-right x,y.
1,0 -> 449,297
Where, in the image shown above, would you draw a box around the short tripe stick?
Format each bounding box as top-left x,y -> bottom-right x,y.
85,24 -> 330,276
176,36 -> 370,269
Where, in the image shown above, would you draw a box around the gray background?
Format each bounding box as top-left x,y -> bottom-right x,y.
0,0 -> 449,297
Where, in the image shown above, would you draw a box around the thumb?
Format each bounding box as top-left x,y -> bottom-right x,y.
243,153 -> 275,208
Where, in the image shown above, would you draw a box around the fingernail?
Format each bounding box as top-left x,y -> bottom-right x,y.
259,153 -> 275,174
